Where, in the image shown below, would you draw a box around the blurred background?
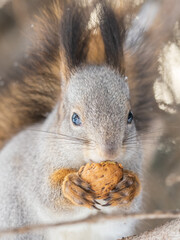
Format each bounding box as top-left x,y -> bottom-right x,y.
0,0 -> 180,235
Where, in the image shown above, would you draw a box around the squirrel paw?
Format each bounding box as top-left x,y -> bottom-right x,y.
102,170 -> 141,207
62,173 -> 99,209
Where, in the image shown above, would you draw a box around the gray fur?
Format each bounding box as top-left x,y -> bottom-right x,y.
0,65 -> 142,240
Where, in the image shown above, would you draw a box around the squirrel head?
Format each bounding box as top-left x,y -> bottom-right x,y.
51,1 -> 138,164
58,65 -> 136,163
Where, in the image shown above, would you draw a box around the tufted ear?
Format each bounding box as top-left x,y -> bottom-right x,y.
98,1 -> 126,75
59,1 -> 91,83
59,0 -> 127,82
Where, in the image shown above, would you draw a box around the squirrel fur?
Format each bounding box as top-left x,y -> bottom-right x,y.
0,0 -> 179,239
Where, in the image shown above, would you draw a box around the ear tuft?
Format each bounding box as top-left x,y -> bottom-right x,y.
60,1 -> 91,80
98,1 -> 126,74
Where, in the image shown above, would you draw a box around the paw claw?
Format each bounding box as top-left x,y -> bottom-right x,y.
102,202 -> 111,207
111,187 -> 119,193
102,171 -> 141,207
103,196 -> 111,201
92,205 -> 100,210
88,187 -> 96,193
62,173 -> 97,208
94,200 -> 101,205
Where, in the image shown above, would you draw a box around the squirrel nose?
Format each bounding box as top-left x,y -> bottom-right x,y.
97,144 -> 120,160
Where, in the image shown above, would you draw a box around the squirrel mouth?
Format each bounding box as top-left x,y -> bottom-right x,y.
89,159 -> 119,164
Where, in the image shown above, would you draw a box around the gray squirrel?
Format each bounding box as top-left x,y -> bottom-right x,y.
0,65 -> 142,240
0,0 -> 178,239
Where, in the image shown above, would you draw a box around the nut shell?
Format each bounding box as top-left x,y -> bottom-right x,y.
78,161 -> 123,199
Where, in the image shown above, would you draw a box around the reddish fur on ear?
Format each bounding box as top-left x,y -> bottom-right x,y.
59,1 -> 91,81
87,28 -> 106,65
59,49 -> 71,82
98,1 -> 126,74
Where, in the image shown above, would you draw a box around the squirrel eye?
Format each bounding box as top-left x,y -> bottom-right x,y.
72,113 -> 82,126
127,111 -> 133,124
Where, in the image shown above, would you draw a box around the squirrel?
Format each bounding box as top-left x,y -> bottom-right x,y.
0,0 -> 179,239
0,0 -> 161,149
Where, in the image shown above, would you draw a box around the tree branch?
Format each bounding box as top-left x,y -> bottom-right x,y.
0,210 -> 180,238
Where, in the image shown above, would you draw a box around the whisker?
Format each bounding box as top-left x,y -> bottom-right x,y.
28,129 -> 96,149
28,129 -> 92,144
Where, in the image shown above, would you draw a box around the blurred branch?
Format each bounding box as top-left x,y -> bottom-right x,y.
0,210 -> 180,238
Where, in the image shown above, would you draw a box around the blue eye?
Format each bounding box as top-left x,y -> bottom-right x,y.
127,111 -> 133,124
72,113 -> 82,126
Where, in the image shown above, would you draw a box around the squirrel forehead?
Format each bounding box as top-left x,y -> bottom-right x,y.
67,66 -> 130,104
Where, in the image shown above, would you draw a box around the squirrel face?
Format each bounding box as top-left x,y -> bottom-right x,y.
58,65 -> 137,163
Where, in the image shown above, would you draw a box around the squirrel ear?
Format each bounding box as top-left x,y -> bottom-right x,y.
98,2 -> 126,75
59,49 -> 71,83
59,2 -> 91,82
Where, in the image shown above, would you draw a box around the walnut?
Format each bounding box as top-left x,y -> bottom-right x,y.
78,161 -> 123,199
